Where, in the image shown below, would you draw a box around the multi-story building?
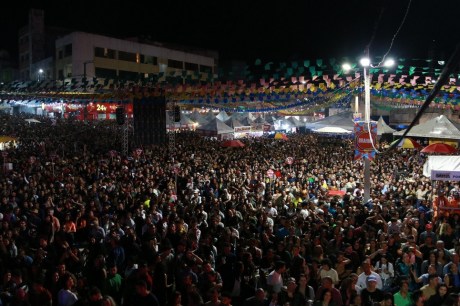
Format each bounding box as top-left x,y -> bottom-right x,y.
18,9 -> 218,83
55,32 -> 218,83
18,8 -> 71,81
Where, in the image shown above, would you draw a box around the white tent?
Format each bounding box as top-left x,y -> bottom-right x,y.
377,116 -> 395,135
313,126 -> 353,134
225,117 -> 245,128
189,110 -> 209,125
290,117 -> 304,127
423,155 -> 460,180
25,118 -> 41,123
305,111 -> 355,131
196,118 -> 234,139
394,115 -> 460,140
216,111 -> 230,122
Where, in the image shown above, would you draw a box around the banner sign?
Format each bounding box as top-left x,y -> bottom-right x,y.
354,121 -> 377,160
234,126 -> 251,133
431,170 -> 460,181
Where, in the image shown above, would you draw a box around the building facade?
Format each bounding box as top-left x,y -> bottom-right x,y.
54,32 -> 218,82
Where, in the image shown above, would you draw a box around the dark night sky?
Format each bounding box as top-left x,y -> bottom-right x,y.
1,0 -> 459,63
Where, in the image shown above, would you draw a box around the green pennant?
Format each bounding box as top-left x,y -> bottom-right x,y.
287,68 -> 293,76
304,60 -> 310,67
255,59 -> 262,65
292,61 -> 298,68
309,66 -> 316,75
370,68 -> 380,74
316,59 -> 323,67
265,62 -> 273,71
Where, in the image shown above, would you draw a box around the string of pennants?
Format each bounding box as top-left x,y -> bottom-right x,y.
2,55 -> 460,109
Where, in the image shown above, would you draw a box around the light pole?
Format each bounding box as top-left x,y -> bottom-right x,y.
343,55 -> 394,202
38,69 -> 44,82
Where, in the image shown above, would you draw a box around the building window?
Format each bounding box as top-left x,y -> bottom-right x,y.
142,55 -> 157,65
185,62 -> 199,72
64,44 -> 72,57
95,67 -> 117,79
118,51 -> 137,62
119,70 -> 140,80
200,64 -> 212,73
58,69 -> 64,79
168,59 -> 183,69
58,50 -> 63,59
94,47 -> 116,59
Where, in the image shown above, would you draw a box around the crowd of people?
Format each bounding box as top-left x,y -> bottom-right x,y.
0,113 -> 459,306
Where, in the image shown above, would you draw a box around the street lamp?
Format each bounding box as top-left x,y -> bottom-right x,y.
38,69 -> 44,82
343,55 -> 394,202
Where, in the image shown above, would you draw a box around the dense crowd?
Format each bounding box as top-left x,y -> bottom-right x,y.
0,113 -> 459,306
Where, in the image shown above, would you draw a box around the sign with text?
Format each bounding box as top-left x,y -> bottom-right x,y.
431,170 -> 460,181
354,121 -> 377,160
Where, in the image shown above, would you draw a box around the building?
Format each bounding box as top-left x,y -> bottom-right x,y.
17,9 -> 218,83
54,32 -> 218,83
18,8 -> 71,81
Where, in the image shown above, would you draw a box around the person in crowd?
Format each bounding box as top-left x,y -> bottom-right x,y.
0,114 -> 457,306
131,280 -> 159,306
314,289 -> 337,306
426,284 -> 449,306
315,277 -> 343,306
267,261 -> 287,294
393,278 -> 412,306
243,288 -> 269,306
420,274 -> 440,300
356,261 -> 382,292
444,262 -> 460,293
57,273 -> 78,306
296,273 -> 315,305
360,275 -> 384,306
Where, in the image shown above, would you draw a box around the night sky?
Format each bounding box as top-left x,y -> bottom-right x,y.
1,0 -> 459,63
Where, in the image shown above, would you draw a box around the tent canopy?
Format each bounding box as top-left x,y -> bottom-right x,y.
377,116 -> 395,135
196,118 -> 234,134
394,115 -> 460,139
423,155 -> 460,180
305,111 -> 355,131
25,118 -> 41,123
216,111 -> 230,122
313,126 -> 352,134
